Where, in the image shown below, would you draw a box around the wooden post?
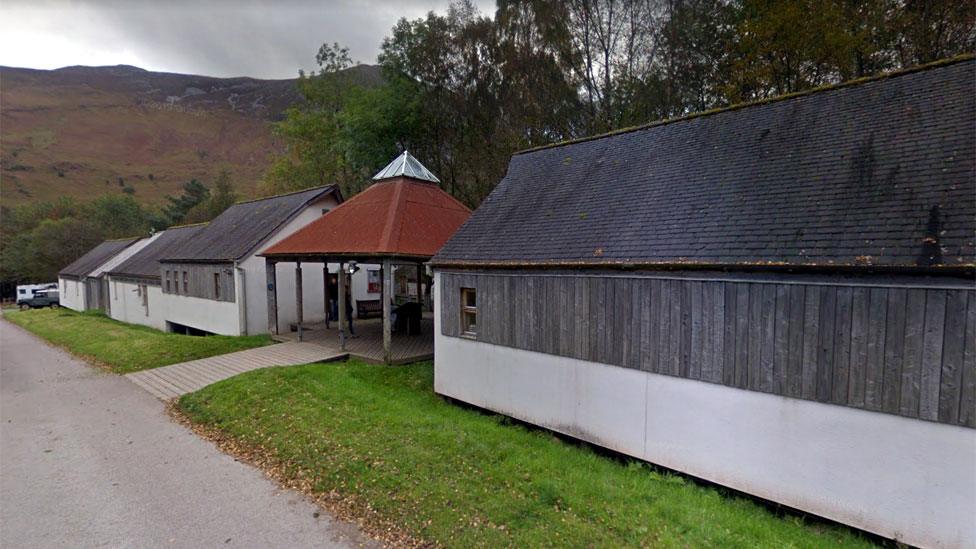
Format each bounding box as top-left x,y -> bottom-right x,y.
266,260 -> 278,335
338,262 -> 347,351
416,263 -> 424,334
416,264 -> 423,303
295,261 -> 303,342
383,258 -> 393,364
323,264 -> 330,329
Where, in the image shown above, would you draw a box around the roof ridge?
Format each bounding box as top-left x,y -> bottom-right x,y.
166,221 -> 209,229
233,184 -> 336,205
378,179 -> 405,252
515,54 -> 975,156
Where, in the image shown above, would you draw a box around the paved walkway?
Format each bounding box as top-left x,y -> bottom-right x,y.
127,342 -> 344,399
0,320 -> 374,548
274,317 -> 434,365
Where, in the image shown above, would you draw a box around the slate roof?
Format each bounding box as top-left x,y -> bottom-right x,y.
373,151 -> 440,183
433,57 -> 976,271
89,234 -> 159,278
109,224 -> 208,279
263,176 -> 471,260
161,186 -> 338,263
59,238 -> 139,278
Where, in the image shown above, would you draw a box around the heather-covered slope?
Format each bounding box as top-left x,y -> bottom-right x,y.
0,64 -> 379,206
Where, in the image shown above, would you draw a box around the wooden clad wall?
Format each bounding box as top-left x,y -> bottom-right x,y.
85,278 -> 103,311
440,271 -> 976,428
159,262 -> 236,303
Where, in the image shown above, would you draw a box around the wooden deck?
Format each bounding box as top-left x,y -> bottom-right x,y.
273,316 -> 435,364
126,342 -> 344,400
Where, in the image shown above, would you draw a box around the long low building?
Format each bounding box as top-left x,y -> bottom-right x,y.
58,237 -> 140,312
105,224 -> 207,330
156,185 -> 374,336
59,186 -> 379,336
431,57 -> 976,547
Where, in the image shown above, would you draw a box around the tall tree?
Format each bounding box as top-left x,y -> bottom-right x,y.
264,43 -> 368,196
161,180 -> 210,225
894,0 -> 975,65
185,170 -> 238,224
263,0 -> 974,209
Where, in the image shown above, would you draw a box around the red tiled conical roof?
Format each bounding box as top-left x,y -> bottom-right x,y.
262,176 -> 471,260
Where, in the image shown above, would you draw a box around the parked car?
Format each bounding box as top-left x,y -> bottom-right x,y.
19,290 -> 60,309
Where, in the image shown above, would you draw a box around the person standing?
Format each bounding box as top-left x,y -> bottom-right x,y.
328,273 -> 339,322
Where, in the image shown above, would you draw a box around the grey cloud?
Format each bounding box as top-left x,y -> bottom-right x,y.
2,0 -> 495,78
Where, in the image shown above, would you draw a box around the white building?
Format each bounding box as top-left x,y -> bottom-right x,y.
58,237 -> 140,312
157,186 -> 374,336
431,60 -> 976,548
105,224 -> 207,330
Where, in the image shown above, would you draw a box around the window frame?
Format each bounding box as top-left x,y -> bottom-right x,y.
460,287 -> 477,338
182,271 -> 188,293
165,270 -> 171,293
213,272 -> 221,299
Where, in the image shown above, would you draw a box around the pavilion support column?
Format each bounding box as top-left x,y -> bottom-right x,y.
265,259 -> 278,335
382,259 -> 393,364
295,261 -> 304,342
323,264 -> 330,329
416,263 -> 423,303
338,262 -> 347,351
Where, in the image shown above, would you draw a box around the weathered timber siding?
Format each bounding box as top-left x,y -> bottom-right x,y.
159,262 -> 235,302
440,271 -> 976,428
84,278 -> 98,311
84,277 -> 110,313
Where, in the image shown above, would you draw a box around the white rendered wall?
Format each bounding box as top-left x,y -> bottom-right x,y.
432,273 -> 976,549
350,264 -> 379,304
240,258 -> 378,335
107,278 -> 167,331
148,192 -> 376,336
59,277 -> 85,312
239,193 -> 376,335
162,292 -> 241,335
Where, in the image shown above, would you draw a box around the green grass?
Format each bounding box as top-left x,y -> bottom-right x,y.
179,360 -> 876,548
4,308 -> 271,374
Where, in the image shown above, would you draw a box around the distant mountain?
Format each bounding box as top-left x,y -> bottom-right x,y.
0,64 -> 381,207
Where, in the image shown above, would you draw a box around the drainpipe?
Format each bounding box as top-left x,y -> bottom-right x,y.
235,261 -> 247,336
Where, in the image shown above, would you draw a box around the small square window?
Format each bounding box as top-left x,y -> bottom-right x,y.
460,287 -> 477,337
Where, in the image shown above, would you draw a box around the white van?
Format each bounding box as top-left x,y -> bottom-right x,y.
15,283 -> 58,305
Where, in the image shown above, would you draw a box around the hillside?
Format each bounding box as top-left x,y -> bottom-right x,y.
0,64 -> 380,206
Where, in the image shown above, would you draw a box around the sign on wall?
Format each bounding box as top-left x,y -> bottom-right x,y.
367,269 -> 380,294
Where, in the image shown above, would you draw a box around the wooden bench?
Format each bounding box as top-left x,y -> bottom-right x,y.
356,299 -> 382,319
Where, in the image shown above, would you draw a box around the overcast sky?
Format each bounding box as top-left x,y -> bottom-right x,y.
0,0 -> 495,79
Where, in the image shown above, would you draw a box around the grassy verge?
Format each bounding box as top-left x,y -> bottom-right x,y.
178,360 -> 874,548
4,308 -> 271,374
